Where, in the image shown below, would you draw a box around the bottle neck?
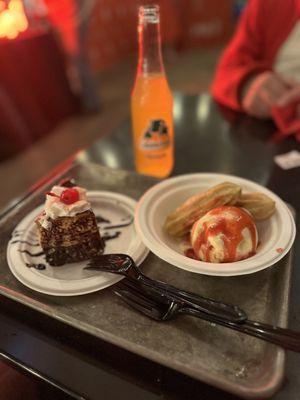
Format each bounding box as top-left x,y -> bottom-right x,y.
137,17 -> 164,76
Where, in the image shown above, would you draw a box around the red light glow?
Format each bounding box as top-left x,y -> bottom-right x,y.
0,0 -> 28,39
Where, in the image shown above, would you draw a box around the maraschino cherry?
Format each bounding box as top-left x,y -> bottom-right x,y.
46,188 -> 79,205
60,188 -> 79,204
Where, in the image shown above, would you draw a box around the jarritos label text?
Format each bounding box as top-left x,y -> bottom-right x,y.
140,119 -> 171,152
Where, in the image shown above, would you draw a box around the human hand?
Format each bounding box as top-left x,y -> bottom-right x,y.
271,84 -> 300,136
276,85 -> 300,117
241,71 -> 293,119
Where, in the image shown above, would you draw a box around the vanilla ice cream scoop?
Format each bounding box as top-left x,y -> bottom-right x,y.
190,206 -> 258,263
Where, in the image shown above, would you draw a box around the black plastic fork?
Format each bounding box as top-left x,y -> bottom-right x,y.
85,253 -> 247,323
114,279 -> 300,353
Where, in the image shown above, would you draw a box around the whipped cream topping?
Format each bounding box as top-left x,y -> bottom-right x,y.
39,185 -> 91,229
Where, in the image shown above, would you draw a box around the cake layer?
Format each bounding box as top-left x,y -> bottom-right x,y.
36,209 -> 104,266
40,231 -> 101,248
44,234 -> 104,266
38,210 -> 99,236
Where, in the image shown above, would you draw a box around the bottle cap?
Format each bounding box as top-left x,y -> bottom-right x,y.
139,4 -> 159,23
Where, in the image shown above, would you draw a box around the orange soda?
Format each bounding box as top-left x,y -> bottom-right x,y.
131,5 -> 174,178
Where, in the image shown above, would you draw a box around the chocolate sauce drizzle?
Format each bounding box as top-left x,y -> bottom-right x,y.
102,232 -> 121,241
12,233 -> 22,238
12,231 -> 45,268
12,229 -> 38,245
11,240 -> 39,246
96,216 -> 111,224
19,250 -> 44,257
26,263 -> 46,270
103,218 -> 133,231
11,230 -> 25,238
95,214 -> 133,243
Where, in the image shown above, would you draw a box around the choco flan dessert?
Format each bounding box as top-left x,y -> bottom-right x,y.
36,185 -> 104,266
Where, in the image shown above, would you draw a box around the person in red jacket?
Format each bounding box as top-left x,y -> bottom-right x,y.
212,0 -> 300,120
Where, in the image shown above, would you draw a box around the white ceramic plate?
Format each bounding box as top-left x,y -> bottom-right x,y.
135,173 -> 296,276
7,191 -> 148,296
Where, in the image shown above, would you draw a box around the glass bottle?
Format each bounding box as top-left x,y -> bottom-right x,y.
131,4 -> 174,178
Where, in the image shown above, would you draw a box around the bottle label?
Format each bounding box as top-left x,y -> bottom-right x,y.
140,119 -> 170,152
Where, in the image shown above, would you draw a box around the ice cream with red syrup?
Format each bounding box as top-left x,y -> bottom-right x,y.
190,206 -> 258,263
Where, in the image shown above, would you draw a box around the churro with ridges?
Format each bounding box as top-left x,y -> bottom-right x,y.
235,192 -> 275,220
164,182 -> 242,237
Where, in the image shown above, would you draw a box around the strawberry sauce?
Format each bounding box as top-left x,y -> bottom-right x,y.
191,206 -> 257,263
184,248 -> 198,259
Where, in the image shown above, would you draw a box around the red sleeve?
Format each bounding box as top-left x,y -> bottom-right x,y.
211,0 -> 272,112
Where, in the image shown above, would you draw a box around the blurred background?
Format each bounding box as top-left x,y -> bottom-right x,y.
0,0 -> 247,163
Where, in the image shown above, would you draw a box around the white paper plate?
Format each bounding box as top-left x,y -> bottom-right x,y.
135,173 -> 296,276
7,191 -> 148,296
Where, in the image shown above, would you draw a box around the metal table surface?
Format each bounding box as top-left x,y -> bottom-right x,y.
0,94 -> 300,400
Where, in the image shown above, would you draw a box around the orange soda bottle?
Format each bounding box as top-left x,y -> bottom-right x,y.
131,4 -> 174,178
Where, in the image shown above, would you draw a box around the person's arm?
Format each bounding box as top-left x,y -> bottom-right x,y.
211,0 -> 270,112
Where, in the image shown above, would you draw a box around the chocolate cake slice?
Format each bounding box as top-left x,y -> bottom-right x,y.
36,186 -> 104,266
